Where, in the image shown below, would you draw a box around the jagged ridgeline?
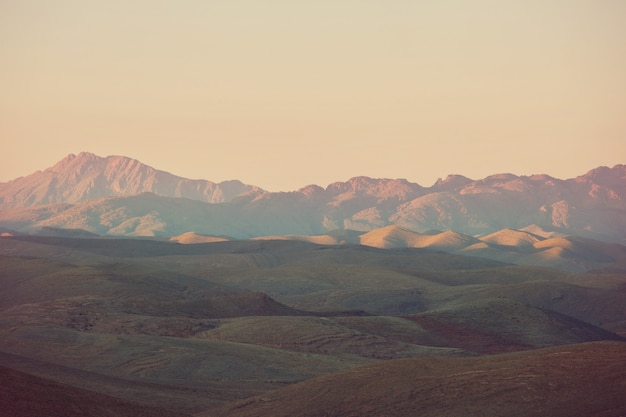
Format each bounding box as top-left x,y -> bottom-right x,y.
0,153 -> 624,244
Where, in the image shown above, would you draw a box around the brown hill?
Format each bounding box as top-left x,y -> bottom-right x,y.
1,235 -> 626,414
534,235 -> 626,263
463,234 -> 626,272
0,249 -> 306,319
354,226 -> 626,272
251,233 -> 347,245
207,341 -> 626,417
0,365 -> 189,417
404,298 -> 622,354
479,228 -> 544,248
359,225 -> 479,250
195,315 -> 466,359
170,232 -> 231,244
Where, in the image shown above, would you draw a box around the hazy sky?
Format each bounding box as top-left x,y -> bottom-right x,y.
1,1 -> 625,191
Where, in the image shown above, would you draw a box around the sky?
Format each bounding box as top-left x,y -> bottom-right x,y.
1,1 -> 625,191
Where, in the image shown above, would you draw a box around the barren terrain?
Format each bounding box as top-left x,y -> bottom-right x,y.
1,235 -> 625,415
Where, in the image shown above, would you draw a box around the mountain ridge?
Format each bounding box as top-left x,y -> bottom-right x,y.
0,152 -> 264,208
0,153 -> 624,245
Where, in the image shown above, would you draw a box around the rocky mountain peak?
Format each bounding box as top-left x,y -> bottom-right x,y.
432,174 -> 473,191
0,153 -> 262,209
325,177 -> 424,201
577,165 -> 626,188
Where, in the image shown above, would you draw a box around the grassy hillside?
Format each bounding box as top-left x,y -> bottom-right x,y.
1,235 -> 625,415
208,341 -> 626,417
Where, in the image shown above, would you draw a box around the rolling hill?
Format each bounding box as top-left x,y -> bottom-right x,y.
1,235 -> 625,415
208,341 -> 626,417
0,365 -> 189,417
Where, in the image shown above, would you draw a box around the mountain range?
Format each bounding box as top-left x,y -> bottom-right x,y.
2,154 -> 626,415
1,152 -> 625,246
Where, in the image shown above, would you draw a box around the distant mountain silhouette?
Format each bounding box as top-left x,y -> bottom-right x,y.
0,152 -> 263,208
0,153 -> 624,244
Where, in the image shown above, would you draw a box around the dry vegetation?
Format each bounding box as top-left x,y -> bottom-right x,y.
208,341 -> 626,417
1,235 -> 625,416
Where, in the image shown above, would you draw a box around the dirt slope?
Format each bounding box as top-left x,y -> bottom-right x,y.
207,341 -> 626,417
0,365 -> 189,417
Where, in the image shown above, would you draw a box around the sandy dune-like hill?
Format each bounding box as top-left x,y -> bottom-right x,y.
479,228 -> 544,248
359,225 -> 479,251
170,232 -> 231,244
353,225 -> 626,272
252,234 -> 344,245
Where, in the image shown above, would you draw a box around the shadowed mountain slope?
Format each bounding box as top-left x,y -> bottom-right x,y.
0,365 -> 190,417
208,341 -> 626,417
404,298 -> 622,354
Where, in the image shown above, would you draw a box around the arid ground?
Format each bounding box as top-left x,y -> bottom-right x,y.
1,235 -> 625,416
